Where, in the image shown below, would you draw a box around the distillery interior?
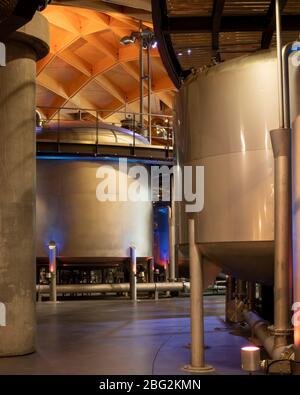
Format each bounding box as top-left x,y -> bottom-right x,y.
1,0 -> 300,376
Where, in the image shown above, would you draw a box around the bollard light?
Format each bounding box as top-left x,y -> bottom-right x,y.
241,346 -> 261,373
48,240 -> 56,274
48,240 -> 57,302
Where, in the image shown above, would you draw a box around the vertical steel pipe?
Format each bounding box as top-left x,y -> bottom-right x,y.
292,116 -> 300,369
269,0 -> 292,350
149,257 -> 154,283
189,218 -> 204,367
183,219 -> 214,373
225,276 -> 234,322
275,0 -> 284,128
130,246 -> 137,301
168,206 -> 175,282
139,24 -> 144,134
247,282 -> 256,311
237,279 -> 247,300
282,43 -> 293,129
147,41 -> 151,142
270,127 -> 292,348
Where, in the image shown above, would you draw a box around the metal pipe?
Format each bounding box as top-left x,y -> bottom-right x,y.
147,40 -> 151,143
292,116 -> 300,370
236,279 -> 247,300
168,205 -> 175,282
183,219 -> 214,373
270,127 -> 292,348
225,276 -> 234,322
139,23 -> 144,134
247,282 -> 256,311
149,257 -> 154,283
36,281 -> 190,295
270,2 -> 293,350
275,0 -> 284,128
164,264 -> 170,296
282,43 -> 293,129
130,246 -> 137,301
36,105 -> 172,119
189,218 -> 204,368
243,311 -> 293,360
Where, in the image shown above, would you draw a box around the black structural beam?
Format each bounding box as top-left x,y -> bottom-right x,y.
261,0 -> 288,49
151,0 -> 190,89
165,14 -> 300,34
212,0 -> 225,61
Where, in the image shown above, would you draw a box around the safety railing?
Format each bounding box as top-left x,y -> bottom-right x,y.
36,106 -> 173,157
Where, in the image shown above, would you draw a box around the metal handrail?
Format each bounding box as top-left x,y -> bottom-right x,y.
36,106 -> 174,156
36,105 -> 173,119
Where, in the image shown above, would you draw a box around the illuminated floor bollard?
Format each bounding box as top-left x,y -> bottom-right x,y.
49,240 -> 57,302
130,247 -> 137,301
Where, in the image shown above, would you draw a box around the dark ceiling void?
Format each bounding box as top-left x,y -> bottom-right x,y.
0,0 -> 51,40
212,0 -> 225,62
151,0 -> 300,88
151,0 -> 190,89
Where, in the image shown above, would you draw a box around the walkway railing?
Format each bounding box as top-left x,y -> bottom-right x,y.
36,106 -> 173,157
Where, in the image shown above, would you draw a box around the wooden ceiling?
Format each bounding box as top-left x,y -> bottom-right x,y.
36,4 -> 175,123
52,0 -> 152,23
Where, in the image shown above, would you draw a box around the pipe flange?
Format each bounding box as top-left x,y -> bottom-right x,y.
268,325 -> 294,336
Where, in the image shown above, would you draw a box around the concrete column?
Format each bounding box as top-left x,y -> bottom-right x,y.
130,247 -> 137,301
183,219 -> 214,373
0,13 -> 49,356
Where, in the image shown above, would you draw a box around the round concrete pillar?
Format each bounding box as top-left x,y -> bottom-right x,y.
0,13 -> 49,356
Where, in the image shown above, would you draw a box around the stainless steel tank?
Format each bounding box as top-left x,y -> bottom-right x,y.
175,49 -> 300,284
36,160 -> 153,258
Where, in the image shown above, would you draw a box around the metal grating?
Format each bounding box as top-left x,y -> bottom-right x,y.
177,51 -> 213,70
171,33 -> 212,70
155,0 -> 300,82
166,0 -> 213,16
271,30 -> 300,46
284,0 -> 300,14
223,0 -> 271,15
219,31 -> 262,55
171,33 -> 211,51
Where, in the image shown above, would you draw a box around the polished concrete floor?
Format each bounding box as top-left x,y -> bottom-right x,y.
0,296 -> 251,375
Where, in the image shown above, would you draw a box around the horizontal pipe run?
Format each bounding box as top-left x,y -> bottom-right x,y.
243,311 -> 293,360
36,282 -> 190,295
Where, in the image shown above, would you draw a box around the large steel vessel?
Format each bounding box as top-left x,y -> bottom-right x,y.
175,49 -> 300,284
36,160 -> 153,259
